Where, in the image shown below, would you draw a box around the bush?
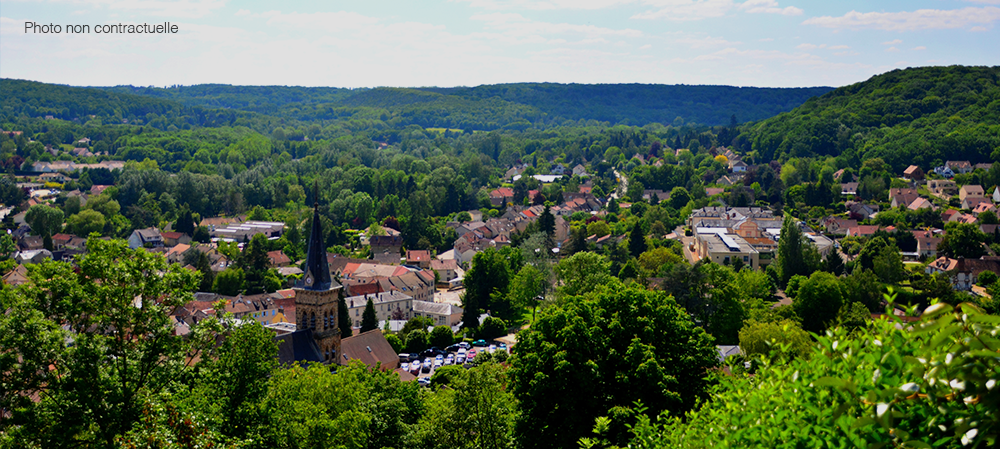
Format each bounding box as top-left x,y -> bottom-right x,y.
403,329 -> 429,354
429,325 -> 454,348
477,317 -> 507,340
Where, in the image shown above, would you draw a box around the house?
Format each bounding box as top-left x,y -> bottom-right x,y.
821,216 -> 858,236
489,187 -> 515,207
369,235 -> 403,265
572,164 -> 588,177
902,165 -> 925,181
344,291 -> 413,328
889,188 -> 919,203
339,329 -> 399,370
2,264 -> 30,286
959,185 -> 986,202
17,235 -> 44,251
166,244 -> 193,264
928,179 -> 958,197
39,172 -> 68,183
949,213 -> 978,224
915,233 -> 942,259
705,187 -> 725,197
974,163 -> 994,171
847,202 -> 879,221
933,165 -> 955,178
926,256 -> 1000,291
946,161 -> 973,175
430,258 -> 461,284
51,233 -> 75,250
160,231 -> 191,247
730,160 -> 748,173
907,197 -> 937,211
972,201 -> 997,215
210,220 -> 285,241
15,249 -> 52,264
406,250 -> 431,268
412,300 -> 464,327
90,185 -> 111,196
846,225 -> 881,238
964,197 -> 994,211
841,182 -> 859,196
643,189 -> 669,203
127,227 -> 164,249
267,250 -> 292,267
994,186 -> 1000,203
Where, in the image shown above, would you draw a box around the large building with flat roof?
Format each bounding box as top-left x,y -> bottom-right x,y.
688,207 -> 787,270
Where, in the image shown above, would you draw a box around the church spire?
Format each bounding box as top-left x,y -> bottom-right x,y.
301,182 -> 332,291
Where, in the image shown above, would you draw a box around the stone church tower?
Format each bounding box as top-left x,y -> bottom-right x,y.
295,200 -> 342,363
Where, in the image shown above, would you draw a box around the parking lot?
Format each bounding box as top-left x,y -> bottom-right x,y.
400,340 -> 509,386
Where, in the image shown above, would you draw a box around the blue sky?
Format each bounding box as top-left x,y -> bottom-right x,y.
1,0 -> 997,88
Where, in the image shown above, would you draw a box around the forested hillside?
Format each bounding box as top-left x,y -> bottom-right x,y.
80,81 -> 837,128
421,83 -> 833,127
741,65 -> 1000,170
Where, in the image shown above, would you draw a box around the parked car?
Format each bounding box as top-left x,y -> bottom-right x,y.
456,350 -> 467,364
433,358 -> 443,369
445,343 -> 465,353
401,362 -> 409,372
417,377 -> 431,387
445,354 -> 455,365
498,343 -> 508,353
488,344 -> 497,354
422,359 -> 433,373
472,339 -> 488,347
408,361 -> 421,376
399,353 -> 417,363
467,349 -> 478,361
420,347 -> 446,359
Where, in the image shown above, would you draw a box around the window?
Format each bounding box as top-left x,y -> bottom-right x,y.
744,256 -> 749,262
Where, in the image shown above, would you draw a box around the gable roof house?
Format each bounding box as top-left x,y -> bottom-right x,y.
902,165 -> 925,181
947,160 -> 973,175
964,196 -> 994,211
928,179 -> 958,197
127,227 -> 164,249
339,329 -> 399,370
959,185 -> 986,202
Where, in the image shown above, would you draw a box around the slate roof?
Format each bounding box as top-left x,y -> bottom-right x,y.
339,329 -> 399,370
275,329 -> 325,365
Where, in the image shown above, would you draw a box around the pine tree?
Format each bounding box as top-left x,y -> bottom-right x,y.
338,289 -> 352,338
360,298 -> 378,333
628,223 -> 647,258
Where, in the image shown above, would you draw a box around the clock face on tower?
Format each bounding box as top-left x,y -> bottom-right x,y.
305,275 -> 313,286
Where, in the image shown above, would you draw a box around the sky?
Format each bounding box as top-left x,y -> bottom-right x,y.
0,0 -> 997,89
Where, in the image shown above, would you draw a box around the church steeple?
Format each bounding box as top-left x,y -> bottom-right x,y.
301,185 -> 332,291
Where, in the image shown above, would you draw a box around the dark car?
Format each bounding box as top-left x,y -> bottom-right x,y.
472,339 -> 488,347
420,347 -> 446,359
445,343 -> 465,353
398,353 -> 417,363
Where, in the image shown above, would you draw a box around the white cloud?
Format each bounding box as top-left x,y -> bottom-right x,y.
885,46 -> 899,52
912,46 -> 926,50
631,0 -> 734,21
6,0 -> 229,19
881,39 -> 902,45
676,34 -> 740,48
639,43 -> 651,49
803,6 -> 1000,31
796,43 -> 823,49
738,0 -> 802,16
965,0 -> 1000,4
828,45 -> 849,49
450,0 -> 634,10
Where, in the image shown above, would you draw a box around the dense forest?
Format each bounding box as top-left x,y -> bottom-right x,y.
740,65 -> 1000,170
1,65 -> 999,448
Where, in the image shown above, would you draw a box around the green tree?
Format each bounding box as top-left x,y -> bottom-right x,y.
0,237 -> 211,448
628,223 -> 647,258
624,301 -> 1000,449
462,248 -> 519,327
669,186 -> 691,210
793,271 -> 846,333
361,298 -> 378,333
823,249 -> 845,276
0,233 -> 16,259
202,321 -> 277,440
429,325 -> 454,348
385,333 -> 403,353
65,209 -> 106,236
509,282 -> 718,448
25,203 -> 64,238
213,267 -> 244,296
775,215 -> 818,286
871,244 -> 905,284
553,251 -> 613,298
404,329 -> 429,353
938,222 -> 987,259
415,362 -> 517,449
477,316 -> 507,340
738,319 -> 812,359
338,292 -> 353,338
507,264 -> 546,311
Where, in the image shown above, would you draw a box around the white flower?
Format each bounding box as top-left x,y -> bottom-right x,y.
832,340 -> 839,350
872,369 -> 881,383
877,403 -> 889,417
899,383 -> 919,394
961,428 -> 978,446
951,379 -> 966,391
873,339 -> 882,346
986,379 -> 996,390
946,353 -> 954,365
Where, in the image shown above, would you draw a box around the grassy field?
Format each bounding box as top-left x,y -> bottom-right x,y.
425,127 -> 466,134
